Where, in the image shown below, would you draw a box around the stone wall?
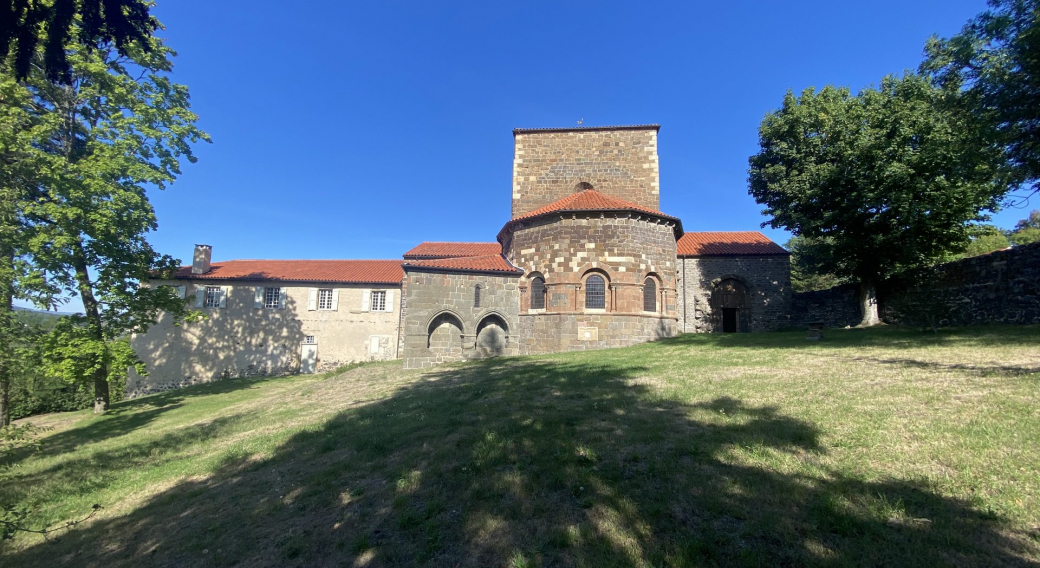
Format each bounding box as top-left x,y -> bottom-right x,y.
789,283 -> 861,329
401,269 -> 521,369
518,313 -> 676,355
504,213 -> 680,353
789,242 -> 1040,329
882,242 -> 1040,326
512,126 -> 660,217
128,280 -> 402,397
677,256 -> 792,333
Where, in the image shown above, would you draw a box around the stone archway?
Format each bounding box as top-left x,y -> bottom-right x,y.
427,312 -> 464,362
474,314 -> 509,358
711,278 -> 750,333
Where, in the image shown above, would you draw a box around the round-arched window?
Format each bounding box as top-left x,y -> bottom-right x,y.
643,277 -> 657,312
530,277 -> 546,310
585,275 -> 606,309
474,285 -> 482,308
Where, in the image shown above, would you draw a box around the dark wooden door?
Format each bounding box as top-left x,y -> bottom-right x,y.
722,308 -> 738,333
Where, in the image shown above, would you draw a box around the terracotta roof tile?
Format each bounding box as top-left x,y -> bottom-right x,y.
511,189 -> 679,223
677,232 -> 789,257
403,242 -> 500,259
173,260 -> 404,284
403,255 -> 522,274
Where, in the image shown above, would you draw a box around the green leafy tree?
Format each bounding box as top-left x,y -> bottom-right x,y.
749,74 -> 1010,326
0,0 -> 156,83
1009,209 -> 1040,244
784,236 -> 845,293
958,224 -> 1011,258
5,21 -> 208,413
924,0 -> 1040,197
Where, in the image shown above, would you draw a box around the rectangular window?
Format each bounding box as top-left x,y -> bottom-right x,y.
264,287 -> 281,309
317,289 -> 334,310
371,290 -> 386,312
303,335 -> 316,344
204,286 -> 222,308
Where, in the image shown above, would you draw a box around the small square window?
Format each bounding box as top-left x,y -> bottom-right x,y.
317,289 -> 334,310
303,335 -> 316,344
204,286 -> 221,308
264,287 -> 281,309
371,290 -> 386,312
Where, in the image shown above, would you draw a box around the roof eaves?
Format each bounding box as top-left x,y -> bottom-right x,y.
513,124 -> 660,136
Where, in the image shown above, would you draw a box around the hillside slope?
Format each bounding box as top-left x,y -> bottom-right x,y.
2,327 -> 1039,567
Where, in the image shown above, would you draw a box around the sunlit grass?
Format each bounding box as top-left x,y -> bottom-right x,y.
2,325 -> 1038,567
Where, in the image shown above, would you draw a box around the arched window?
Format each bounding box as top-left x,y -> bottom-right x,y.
474,285 -> 482,308
585,274 -> 606,309
530,277 -> 545,310
574,181 -> 594,191
643,277 -> 657,312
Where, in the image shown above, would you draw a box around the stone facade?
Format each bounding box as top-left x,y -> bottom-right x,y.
512,126 -> 660,217
503,212 -> 680,354
400,270 -> 521,369
128,280 -> 401,397
678,256 -> 792,333
134,125 -> 795,387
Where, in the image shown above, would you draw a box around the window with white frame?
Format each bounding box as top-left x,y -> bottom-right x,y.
264,287 -> 281,309
204,286 -> 222,308
317,288 -> 334,310
371,290 -> 386,312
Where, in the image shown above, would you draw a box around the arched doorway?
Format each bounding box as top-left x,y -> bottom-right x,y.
427,312 -> 464,361
711,278 -> 750,333
474,314 -> 509,358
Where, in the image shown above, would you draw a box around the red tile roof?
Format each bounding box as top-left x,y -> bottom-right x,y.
173,260 -> 404,284
677,232 -> 789,257
511,189 -> 678,223
402,242 -> 500,260
403,255 -> 522,274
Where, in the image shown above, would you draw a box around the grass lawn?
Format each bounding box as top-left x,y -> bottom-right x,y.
2,325 -> 1039,567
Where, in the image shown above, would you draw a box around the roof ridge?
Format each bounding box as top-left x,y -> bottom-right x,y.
212,259 -> 403,263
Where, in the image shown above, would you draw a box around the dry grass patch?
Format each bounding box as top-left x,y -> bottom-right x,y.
1,325 -> 1039,567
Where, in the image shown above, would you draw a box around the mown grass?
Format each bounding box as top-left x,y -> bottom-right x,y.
2,325 -> 1039,567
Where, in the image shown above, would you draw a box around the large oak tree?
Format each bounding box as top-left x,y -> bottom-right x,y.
748,74 -> 1010,326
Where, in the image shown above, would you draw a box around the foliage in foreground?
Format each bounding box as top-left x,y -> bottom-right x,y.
1,11 -> 208,415
0,326 -> 1037,567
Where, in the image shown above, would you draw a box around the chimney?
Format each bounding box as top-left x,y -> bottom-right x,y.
192,244 -> 212,274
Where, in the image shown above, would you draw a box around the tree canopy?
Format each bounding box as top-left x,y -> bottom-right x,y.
0,0 -> 156,83
1010,210 -> 1040,244
748,74 -> 1010,325
924,0 -> 1040,198
1,16 -> 208,414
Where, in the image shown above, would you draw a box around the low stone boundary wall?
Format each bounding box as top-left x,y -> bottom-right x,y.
790,241 -> 1040,329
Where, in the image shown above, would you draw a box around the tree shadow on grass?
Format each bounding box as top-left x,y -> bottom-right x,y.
5,358 -> 1037,567
5,375 -> 288,468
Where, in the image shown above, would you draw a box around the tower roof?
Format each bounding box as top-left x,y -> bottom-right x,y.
513,124 -> 660,135
498,189 -> 682,242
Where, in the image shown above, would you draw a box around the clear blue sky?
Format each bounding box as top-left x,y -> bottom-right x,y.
25,0 -> 1038,311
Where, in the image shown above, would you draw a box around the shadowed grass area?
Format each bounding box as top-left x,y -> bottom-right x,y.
2,325 -> 1039,567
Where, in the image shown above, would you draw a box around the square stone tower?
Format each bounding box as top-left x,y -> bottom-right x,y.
511,125 -> 661,218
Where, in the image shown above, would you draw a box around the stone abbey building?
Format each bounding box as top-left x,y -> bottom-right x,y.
130,125 -> 791,395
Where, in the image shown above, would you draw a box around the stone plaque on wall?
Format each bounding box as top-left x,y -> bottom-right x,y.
578,327 -> 598,341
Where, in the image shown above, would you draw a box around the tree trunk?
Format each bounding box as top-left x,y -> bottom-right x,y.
857,280 -> 881,327
71,242 -> 109,414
